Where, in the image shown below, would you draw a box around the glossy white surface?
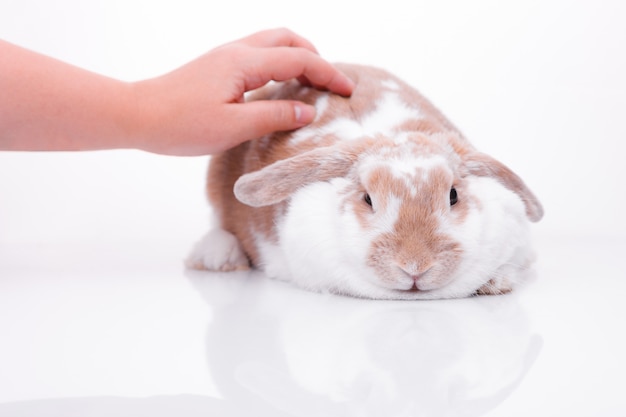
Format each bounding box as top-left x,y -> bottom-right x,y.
1,234 -> 625,416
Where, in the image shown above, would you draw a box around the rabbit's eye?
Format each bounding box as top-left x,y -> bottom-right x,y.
450,188 -> 458,206
364,193 -> 373,207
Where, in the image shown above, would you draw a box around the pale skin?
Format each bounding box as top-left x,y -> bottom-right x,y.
0,28 -> 355,156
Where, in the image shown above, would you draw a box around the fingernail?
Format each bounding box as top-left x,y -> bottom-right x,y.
344,75 -> 356,92
295,103 -> 316,124
335,73 -> 356,97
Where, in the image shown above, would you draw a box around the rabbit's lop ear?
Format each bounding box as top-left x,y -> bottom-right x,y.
234,145 -> 359,207
464,153 -> 544,222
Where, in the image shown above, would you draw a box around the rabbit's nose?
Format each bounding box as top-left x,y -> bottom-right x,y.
409,274 -> 424,284
398,262 -> 432,282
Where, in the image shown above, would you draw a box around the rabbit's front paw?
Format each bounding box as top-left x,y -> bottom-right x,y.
186,228 -> 250,272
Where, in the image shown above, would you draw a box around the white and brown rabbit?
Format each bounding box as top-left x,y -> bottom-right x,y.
187,64 -> 544,300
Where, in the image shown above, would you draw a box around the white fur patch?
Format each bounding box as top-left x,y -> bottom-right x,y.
186,228 -> 249,271
290,92 -> 421,146
313,94 -> 329,122
373,194 -> 402,233
432,176 -> 532,298
255,231 -> 290,282
359,152 -> 448,197
274,179 -> 378,295
362,153 -> 447,179
381,79 -> 401,91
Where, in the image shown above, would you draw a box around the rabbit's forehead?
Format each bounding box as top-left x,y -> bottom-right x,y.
359,148 -> 450,184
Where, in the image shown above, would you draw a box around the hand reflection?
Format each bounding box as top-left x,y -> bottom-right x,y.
187,269 -> 542,417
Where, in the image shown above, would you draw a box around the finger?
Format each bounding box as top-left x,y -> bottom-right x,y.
244,48 -> 355,97
235,28 -> 319,54
228,100 -> 317,142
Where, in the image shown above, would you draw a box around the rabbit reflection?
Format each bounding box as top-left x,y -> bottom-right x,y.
188,269 -> 541,417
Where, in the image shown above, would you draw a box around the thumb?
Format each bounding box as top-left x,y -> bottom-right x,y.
234,100 -> 317,140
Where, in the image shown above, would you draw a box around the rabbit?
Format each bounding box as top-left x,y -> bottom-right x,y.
186,63 -> 544,300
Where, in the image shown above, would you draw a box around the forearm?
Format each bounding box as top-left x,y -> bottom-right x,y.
0,40 -> 139,151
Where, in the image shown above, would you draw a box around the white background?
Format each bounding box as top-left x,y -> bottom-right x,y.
1,2 -> 626,416
1,0 -> 625,245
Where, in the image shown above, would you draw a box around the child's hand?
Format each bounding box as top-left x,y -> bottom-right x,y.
131,28 -> 355,156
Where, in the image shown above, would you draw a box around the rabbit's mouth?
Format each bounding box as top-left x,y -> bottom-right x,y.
407,285 -> 425,293
395,282 -> 433,293
406,283 -> 438,293
390,269 -> 448,293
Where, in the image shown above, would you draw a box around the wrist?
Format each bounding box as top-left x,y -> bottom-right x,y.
123,80 -> 156,153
